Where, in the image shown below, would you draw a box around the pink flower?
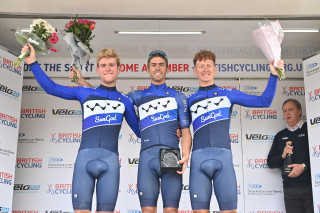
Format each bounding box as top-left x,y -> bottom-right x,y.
50,47 -> 58,52
48,33 -> 59,44
89,24 -> 95,30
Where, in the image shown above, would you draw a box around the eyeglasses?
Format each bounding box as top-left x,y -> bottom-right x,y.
147,50 -> 168,61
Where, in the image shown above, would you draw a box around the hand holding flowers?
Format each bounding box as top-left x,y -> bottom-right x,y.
63,15 -> 96,82
14,19 -> 58,67
253,20 -> 285,79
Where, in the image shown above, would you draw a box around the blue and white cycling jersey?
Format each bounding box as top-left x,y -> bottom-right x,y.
29,61 -> 140,153
187,74 -> 278,151
128,83 -> 190,151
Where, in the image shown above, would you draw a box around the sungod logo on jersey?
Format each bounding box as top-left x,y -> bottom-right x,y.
128,158 -> 139,167
307,87 -> 320,102
50,133 -> 82,144
46,184 -> 72,195
247,159 -> 269,169
128,133 -> 141,144
16,158 -> 42,169
22,85 -> 44,93
21,109 -> 46,119
52,109 -> 82,118
0,206 -> 10,213
312,145 -> 320,157
0,171 -> 13,185
0,83 -> 20,99
310,116 -> 320,128
246,134 -> 274,143
244,109 -> 277,120
127,184 -> 138,195
230,134 -> 239,143
281,86 -> 305,96
0,112 -> 18,129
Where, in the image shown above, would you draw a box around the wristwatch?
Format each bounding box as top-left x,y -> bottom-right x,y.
302,163 -> 307,171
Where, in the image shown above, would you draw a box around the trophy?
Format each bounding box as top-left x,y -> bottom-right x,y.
160,149 -> 182,172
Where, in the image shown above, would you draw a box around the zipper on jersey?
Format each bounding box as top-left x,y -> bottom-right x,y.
99,89 -> 109,148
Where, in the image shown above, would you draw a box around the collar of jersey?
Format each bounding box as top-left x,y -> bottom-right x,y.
199,84 -> 217,91
150,83 -> 167,89
98,84 -> 117,91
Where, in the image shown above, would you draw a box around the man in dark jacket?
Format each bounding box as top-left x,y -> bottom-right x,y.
267,98 -> 313,213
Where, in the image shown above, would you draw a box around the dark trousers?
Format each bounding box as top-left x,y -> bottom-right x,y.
284,186 -> 314,213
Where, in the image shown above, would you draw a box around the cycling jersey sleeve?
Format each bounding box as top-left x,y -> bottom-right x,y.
29,61 -> 78,100
175,92 -> 190,129
229,73 -> 278,107
123,96 -> 141,138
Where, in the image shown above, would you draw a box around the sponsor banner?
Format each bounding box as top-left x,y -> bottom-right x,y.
303,52 -> 320,212
0,48 -> 23,210
24,58 -> 303,79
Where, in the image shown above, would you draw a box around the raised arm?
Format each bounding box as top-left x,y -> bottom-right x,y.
23,44 -> 78,100
230,60 -> 284,107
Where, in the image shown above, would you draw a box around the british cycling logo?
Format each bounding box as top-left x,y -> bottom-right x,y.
307,88 -> 320,102
244,109 -> 277,120
312,145 -> 320,157
0,56 -> 22,75
0,171 -> 12,185
246,158 -> 269,169
50,133 -> 82,144
127,184 -> 138,195
0,112 -> 18,129
21,109 -> 46,119
129,85 -> 150,91
230,134 -> 239,143
16,158 -> 42,169
128,133 -> 141,144
46,184 -> 72,195
281,86 -> 305,96
306,62 -> 320,76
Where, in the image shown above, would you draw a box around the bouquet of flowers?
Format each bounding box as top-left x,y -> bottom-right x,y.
63,15 -> 96,82
253,20 -> 285,80
14,19 -> 58,67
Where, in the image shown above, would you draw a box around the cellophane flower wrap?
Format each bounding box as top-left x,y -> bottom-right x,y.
253,20 -> 285,80
63,15 -> 96,82
14,19 -> 58,67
